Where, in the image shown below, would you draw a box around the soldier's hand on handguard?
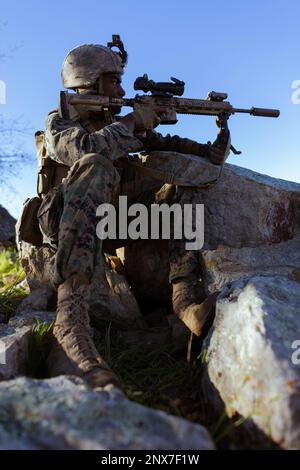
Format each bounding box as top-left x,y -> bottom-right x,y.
209,112 -> 231,165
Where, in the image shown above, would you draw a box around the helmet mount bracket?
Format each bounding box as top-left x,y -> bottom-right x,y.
107,34 -> 128,67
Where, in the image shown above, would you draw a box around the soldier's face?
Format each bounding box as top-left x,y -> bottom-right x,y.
101,73 -> 125,115
102,73 -> 125,98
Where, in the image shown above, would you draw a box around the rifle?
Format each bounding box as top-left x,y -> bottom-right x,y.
59,74 -> 280,154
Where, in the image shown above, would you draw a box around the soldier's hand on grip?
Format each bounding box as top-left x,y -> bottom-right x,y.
209,113 -> 231,165
215,112 -> 229,142
132,102 -> 161,131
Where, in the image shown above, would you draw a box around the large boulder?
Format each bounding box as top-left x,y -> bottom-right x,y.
201,274 -> 300,449
0,376 -> 215,450
197,163 -> 300,249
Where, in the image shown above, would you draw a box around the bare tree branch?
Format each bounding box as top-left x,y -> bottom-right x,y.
0,114 -> 35,175
0,27 -> 35,187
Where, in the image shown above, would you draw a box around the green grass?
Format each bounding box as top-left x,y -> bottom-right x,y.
0,249 -> 24,281
27,319 -> 54,378
0,249 -> 29,318
96,323 -> 199,415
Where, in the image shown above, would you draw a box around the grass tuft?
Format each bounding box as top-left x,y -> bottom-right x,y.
27,319 -> 54,378
0,249 -> 29,319
96,323 -> 198,415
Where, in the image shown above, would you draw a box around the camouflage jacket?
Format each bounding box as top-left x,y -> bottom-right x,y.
44,110 -> 211,168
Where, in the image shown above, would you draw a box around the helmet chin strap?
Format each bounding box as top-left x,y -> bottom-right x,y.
96,76 -> 113,123
102,108 -> 113,124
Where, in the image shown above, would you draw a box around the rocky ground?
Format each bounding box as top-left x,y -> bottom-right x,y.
0,156 -> 300,450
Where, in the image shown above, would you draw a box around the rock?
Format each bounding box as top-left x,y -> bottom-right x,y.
15,287 -> 57,314
202,234 -> 300,293
0,438 -> 45,450
0,323 -> 31,379
0,376 -> 215,450
0,205 -> 16,247
9,310 -> 55,329
202,274 -> 300,449
17,241 -> 56,291
89,258 -> 143,329
199,164 -> 300,250
0,311 -> 55,380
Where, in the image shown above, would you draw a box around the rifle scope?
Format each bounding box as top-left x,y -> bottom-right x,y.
134,74 -> 185,96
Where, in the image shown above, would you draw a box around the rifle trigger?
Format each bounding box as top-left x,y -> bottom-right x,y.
230,144 -> 242,155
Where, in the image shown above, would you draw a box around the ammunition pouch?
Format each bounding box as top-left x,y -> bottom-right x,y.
16,197 -> 43,246
37,186 -> 64,244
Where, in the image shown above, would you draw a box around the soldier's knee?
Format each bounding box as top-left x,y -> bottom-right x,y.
75,152 -> 116,174
66,153 -> 120,186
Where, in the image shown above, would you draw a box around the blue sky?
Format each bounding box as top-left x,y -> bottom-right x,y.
0,0 -> 299,217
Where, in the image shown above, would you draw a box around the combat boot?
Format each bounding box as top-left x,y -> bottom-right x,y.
47,274 -> 122,390
172,275 -> 217,338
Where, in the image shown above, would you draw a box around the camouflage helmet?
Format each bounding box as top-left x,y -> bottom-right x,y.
61,35 -> 127,92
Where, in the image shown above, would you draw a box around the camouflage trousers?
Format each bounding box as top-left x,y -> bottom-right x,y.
46,152 -> 203,287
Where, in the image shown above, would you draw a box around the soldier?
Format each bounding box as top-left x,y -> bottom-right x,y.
39,37 -> 230,390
